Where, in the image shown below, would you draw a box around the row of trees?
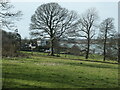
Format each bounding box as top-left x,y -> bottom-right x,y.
0,2 -> 119,61
30,2 -> 118,61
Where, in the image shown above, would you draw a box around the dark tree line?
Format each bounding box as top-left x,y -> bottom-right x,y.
2,30 -> 21,57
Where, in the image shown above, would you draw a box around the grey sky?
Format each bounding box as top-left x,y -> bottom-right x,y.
10,2 -> 118,39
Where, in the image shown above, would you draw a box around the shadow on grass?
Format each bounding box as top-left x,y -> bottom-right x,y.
2,79 -> 43,88
62,61 -> 118,70
2,72 -> 84,88
3,62 -> 118,88
3,69 -> 118,88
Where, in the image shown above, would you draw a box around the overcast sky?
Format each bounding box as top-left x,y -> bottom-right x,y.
9,1 -> 118,39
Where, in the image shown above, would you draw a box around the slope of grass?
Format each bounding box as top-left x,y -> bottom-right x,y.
2,53 -> 119,88
21,51 -> 118,64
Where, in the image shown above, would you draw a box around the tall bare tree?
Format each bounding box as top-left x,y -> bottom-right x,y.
30,2 -> 78,56
98,18 -> 115,61
75,8 -> 98,59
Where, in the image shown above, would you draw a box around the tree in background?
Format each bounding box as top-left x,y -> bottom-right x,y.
20,38 -> 31,51
30,2 -> 78,56
98,18 -> 115,61
0,1 -> 22,30
106,35 -> 118,61
0,1 -> 22,57
2,30 -> 21,57
74,8 -> 98,59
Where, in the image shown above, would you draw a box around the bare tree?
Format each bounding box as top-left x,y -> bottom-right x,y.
30,2 -> 78,56
0,1 -> 22,57
0,1 -> 22,30
75,8 -> 98,59
98,18 -> 115,61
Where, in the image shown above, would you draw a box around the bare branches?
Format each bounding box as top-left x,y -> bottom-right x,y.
75,8 -> 98,59
98,17 -> 115,61
0,2 -> 22,30
30,3 -> 78,38
30,2 -> 78,55
99,18 -> 115,39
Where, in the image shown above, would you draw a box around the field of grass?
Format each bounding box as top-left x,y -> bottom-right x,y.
2,52 -> 119,88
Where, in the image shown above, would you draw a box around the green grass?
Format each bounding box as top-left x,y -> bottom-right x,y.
2,52 -> 119,88
21,51 -> 118,64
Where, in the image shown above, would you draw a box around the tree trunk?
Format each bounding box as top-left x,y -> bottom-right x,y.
86,37 -> 90,59
50,39 -> 54,56
103,41 -> 106,61
103,29 -> 107,61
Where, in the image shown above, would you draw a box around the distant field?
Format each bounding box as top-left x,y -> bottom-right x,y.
2,52 -> 119,88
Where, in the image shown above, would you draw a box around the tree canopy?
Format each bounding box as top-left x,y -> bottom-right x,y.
30,2 -> 78,55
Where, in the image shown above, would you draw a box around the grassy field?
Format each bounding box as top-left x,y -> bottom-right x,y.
2,52 -> 119,88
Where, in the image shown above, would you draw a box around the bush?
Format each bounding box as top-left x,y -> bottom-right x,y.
2,30 -> 21,57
